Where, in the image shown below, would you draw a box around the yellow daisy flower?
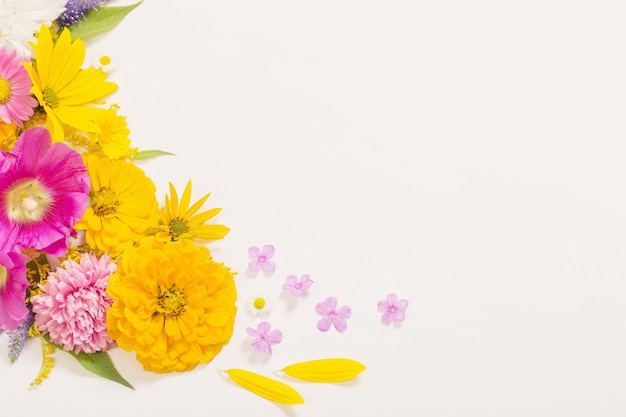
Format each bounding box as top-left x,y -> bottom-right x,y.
22,24 -> 118,142
75,153 -> 158,256
156,180 -> 230,243
106,237 -> 237,373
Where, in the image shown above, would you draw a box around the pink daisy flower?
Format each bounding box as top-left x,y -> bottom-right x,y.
0,47 -> 37,127
31,252 -> 117,354
377,293 -> 408,324
248,244 -> 275,273
0,251 -> 28,331
315,296 -> 352,333
282,274 -> 314,297
0,127 -> 90,256
246,321 -> 283,355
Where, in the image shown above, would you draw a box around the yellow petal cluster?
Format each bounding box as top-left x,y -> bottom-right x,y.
106,237 -> 237,373
75,153 -> 158,256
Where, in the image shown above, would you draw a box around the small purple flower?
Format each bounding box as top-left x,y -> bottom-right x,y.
282,274 -> 313,297
377,293 -> 408,324
248,245 -> 275,273
315,297 -> 351,333
246,321 -> 282,354
7,307 -> 34,363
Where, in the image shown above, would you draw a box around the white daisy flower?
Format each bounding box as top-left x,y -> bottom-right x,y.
0,0 -> 67,56
244,293 -> 273,319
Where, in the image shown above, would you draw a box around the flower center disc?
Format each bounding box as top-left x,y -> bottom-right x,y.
157,284 -> 187,317
5,178 -> 52,224
93,186 -> 119,217
253,297 -> 266,310
42,87 -> 59,108
169,217 -> 189,240
0,77 -> 11,104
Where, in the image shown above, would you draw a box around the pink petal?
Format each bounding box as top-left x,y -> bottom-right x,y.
251,338 -> 270,354
332,316 -> 348,333
397,299 -> 409,312
257,321 -> 271,335
300,275 -> 314,289
377,300 -> 389,311
246,327 -> 259,337
336,305 -> 352,319
267,329 -> 283,344
248,260 -> 261,271
381,311 -> 393,324
315,297 -> 336,315
248,246 -> 261,257
317,317 -> 332,332
261,260 -> 275,273
261,245 -> 274,258
285,275 -> 298,284
386,293 -> 398,304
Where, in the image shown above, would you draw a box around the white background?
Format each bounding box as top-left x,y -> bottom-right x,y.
3,1 -> 626,416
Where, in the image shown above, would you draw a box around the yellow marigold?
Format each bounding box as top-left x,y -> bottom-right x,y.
74,153 -> 158,255
156,180 -> 230,243
106,237 -> 237,373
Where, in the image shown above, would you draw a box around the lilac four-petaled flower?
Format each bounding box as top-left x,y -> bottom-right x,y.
315,297 -> 351,333
246,321 -> 283,354
377,293 -> 408,324
282,274 -> 314,297
248,245 -> 275,273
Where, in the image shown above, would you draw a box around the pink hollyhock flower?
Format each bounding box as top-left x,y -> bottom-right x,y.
31,253 -> 117,354
0,47 -> 37,127
0,251 -> 28,330
0,128 -> 90,256
248,244 -> 275,273
315,296 -> 351,333
246,321 -> 283,354
378,293 -> 408,324
282,274 -> 313,297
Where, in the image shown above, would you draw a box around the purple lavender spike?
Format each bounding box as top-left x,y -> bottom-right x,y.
7,308 -> 34,363
57,0 -> 110,28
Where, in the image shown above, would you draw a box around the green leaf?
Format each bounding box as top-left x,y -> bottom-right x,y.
134,149 -> 175,160
43,335 -> 134,390
69,1 -> 143,40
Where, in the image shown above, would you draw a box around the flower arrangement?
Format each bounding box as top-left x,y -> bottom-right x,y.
0,0 -> 407,404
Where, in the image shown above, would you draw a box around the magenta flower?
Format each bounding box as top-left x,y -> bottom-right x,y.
0,251 -> 28,330
378,293 -> 408,324
282,274 -> 313,297
0,47 -> 37,127
0,128 -> 90,256
245,321 -> 283,354
32,252 -> 117,354
315,297 -> 351,333
248,244 -> 275,273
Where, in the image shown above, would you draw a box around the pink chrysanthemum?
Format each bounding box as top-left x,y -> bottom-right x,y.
0,127 -> 90,256
0,251 -> 28,330
32,252 -> 117,354
0,47 -> 37,127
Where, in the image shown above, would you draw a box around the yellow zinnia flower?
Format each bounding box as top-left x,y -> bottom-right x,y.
156,180 -> 230,243
106,237 -> 237,373
75,153 -> 158,255
23,24 -> 118,142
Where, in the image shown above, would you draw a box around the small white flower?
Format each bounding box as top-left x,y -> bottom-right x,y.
244,293 -> 273,319
0,0 -> 67,56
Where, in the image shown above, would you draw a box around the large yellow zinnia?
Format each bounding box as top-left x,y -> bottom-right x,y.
106,237 -> 237,373
23,24 -> 118,142
75,153 -> 158,256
